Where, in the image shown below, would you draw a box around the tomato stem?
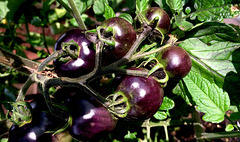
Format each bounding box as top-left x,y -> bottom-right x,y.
37,50 -> 66,72
131,43 -> 170,61
68,0 -> 87,30
16,74 -> 35,102
56,0 -> 73,14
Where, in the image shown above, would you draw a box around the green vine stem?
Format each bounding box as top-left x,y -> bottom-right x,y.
0,47 -> 39,75
145,119 -> 152,142
192,110 -> 205,142
67,0 -> 87,30
131,43 -> 171,61
199,131 -> 240,139
16,74 -> 35,102
163,125 -> 169,141
224,114 -> 240,131
37,50 -> 66,72
56,0 -> 73,13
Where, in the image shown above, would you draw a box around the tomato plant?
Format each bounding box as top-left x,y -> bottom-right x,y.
0,0 -> 240,141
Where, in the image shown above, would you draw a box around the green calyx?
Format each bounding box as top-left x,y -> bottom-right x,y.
8,101 -> 32,127
106,91 -> 130,118
140,57 -> 169,87
97,26 -> 116,47
61,40 -> 81,60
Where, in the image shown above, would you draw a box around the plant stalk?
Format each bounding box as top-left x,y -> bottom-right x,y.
163,125 -> 169,141
225,114 -> 240,131
199,131 -> 240,139
131,43 -> 170,61
68,0 -> 87,30
16,74 -> 35,102
37,50 -> 66,72
56,0 -> 73,13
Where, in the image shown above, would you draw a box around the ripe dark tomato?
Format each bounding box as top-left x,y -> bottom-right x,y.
8,94 -> 65,142
99,17 -> 136,64
143,7 -> 170,35
157,46 -> 192,79
116,73 -> 164,120
53,29 -> 95,78
8,112 -> 63,142
67,93 -> 117,141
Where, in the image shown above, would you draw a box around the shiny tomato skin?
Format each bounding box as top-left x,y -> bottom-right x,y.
143,7 -> 171,35
100,17 -> 136,63
53,29 -> 95,78
67,94 -> 117,141
157,46 -> 192,79
116,75 -> 164,120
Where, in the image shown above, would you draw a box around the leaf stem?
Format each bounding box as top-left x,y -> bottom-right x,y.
225,114 -> 240,131
68,0 -> 87,30
56,0 -> 73,13
131,43 -> 170,61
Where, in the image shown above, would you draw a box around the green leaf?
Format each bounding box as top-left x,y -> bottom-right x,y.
76,0 -> 93,14
119,13 -> 133,24
190,0 -> 240,21
230,112 -> 240,121
124,131 -> 138,141
225,124 -> 234,132
185,7 -> 191,14
62,0 -> 93,14
166,0 -> 183,13
125,0 -> 136,10
93,0 -> 109,15
179,22 -> 240,87
154,0 -> 163,7
0,138 -> 8,142
159,97 -> 175,110
0,0 -> 28,22
154,111 -> 168,120
172,80 -> 192,105
183,71 -> 230,123
0,1 -> 9,19
48,8 -> 67,23
0,72 -> 10,77
136,0 -> 149,12
175,15 -> 194,31
104,3 -> 115,19
223,71 -> 240,110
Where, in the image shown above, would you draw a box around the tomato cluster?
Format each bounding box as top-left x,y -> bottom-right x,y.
8,7 -> 192,142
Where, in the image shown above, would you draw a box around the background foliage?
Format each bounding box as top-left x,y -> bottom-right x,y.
0,0 -> 240,141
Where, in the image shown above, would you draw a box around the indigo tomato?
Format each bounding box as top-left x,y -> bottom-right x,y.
157,46 -> 192,79
99,17 -> 136,64
116,74 -> 164,120
9,110 -> 63,142
143,7 -> 170,35
53,29 -> 95,78
8,94 -> 64,142
67,93 -> 117,141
